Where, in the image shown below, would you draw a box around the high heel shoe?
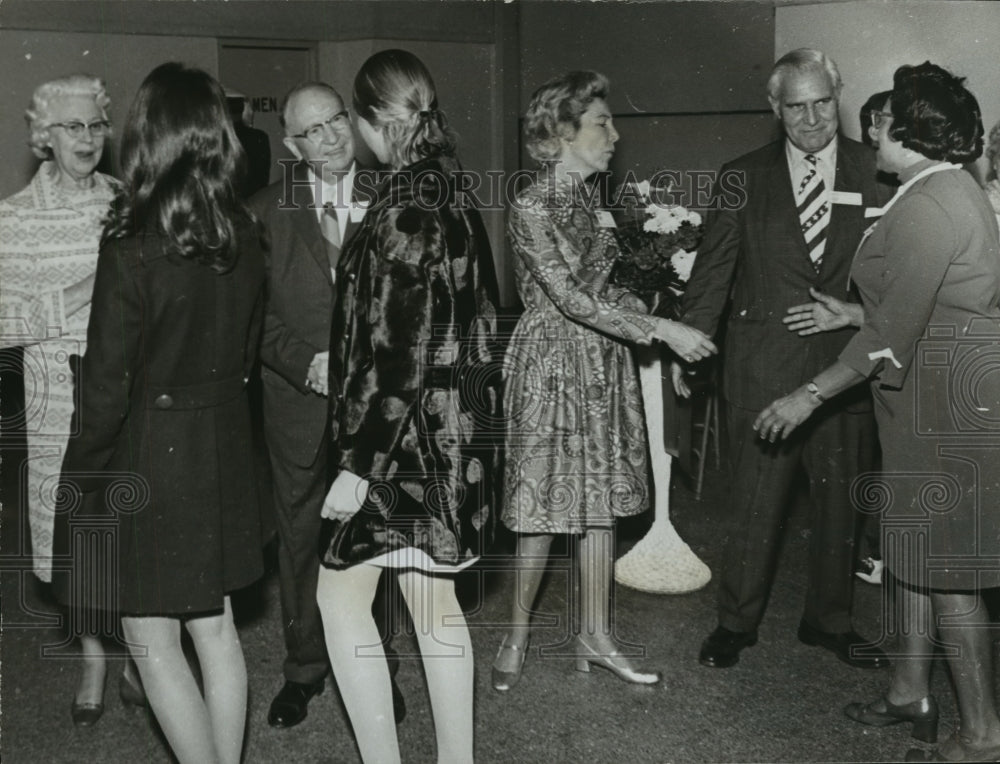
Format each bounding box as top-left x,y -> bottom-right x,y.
492,638 -> 528,692
70,699 -> 104,727
71,663 -> 107,727
844,695 -> 939,743
573,638 -> 661,686
905,732 -> 1000,762
119,670 -> 148,710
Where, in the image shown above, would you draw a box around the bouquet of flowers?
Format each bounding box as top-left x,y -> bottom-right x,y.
610,179 -> 703,315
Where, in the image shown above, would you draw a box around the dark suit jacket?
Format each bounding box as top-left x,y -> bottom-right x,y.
680,137 -> 887,412
252,163 -> 372,467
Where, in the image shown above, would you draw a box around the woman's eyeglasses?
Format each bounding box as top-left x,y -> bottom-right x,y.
869,111 -> 893,130
49,120 -> 111,139
290,110 -> 351,145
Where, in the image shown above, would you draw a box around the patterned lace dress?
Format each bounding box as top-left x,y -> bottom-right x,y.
502,175 -> 658,533
0,162 -> 117,581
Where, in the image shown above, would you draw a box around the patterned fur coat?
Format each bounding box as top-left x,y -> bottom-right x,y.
320,155 -> 501,568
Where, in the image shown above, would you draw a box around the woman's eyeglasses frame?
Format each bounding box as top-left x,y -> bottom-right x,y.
48,120 -> 112,139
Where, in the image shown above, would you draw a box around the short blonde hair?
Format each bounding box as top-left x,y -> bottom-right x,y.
523,71 -> 609,164
26,74 -> 111,159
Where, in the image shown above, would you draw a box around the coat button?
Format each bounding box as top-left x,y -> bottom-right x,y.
154,394 -> 174,409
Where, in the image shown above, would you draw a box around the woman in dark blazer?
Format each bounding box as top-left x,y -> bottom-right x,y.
316,49 -> 500,763
758,62 -> 1000,763
57,63 -> 265,764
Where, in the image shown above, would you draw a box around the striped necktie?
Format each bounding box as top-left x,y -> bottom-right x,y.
320,203 -> 341,270
797,154 -> 829,272
321,203 -> 341,248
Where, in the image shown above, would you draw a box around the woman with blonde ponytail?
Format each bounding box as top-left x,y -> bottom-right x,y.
317,49 -> 500,764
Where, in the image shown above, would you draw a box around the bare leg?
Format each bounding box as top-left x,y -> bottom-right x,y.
399,570 -> 474,764
578,527 -> 615,650
931,591 -> 1000,752
885,581 -> 935,706
185,597 -> 247,764
317,564 -> 399,764
75,635 -> 107,706
494,533 -> 553,672
122,615 -> 220,764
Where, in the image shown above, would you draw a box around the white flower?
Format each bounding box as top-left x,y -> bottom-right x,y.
634,180 -> 651,199
644,204 -> 683,235
671,249 -> 697,282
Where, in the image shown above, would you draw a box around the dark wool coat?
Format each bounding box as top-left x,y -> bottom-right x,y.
54,226 -> 266,616
319,155 -> 502,568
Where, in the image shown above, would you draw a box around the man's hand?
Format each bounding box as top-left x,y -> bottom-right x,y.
306,351 -> 329,396
753,387 -> 821,442
783,288 -> 861,336
321,469 -> 369,523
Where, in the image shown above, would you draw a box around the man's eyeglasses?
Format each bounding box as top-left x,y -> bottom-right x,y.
290,110 -> 351,144
48,120 -> 111,139
869,111 -> 893,130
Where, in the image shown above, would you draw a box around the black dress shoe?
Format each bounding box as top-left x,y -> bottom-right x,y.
391,677 -> 406,724
797,620 -> 889,670
698,626 -> 758,668
267,679 -> 325,728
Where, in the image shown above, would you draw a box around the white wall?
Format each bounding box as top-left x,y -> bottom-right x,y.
776,0 -> 1000,182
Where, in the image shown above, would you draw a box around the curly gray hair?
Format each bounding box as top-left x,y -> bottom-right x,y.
26,74 -> 111,159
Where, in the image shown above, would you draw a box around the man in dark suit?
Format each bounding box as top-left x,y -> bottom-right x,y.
674,49 -> 888,670
252,81 -> 398,728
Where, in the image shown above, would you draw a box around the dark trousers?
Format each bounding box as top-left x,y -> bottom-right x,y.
269,438 -> 398,685
717,401 -> 876,634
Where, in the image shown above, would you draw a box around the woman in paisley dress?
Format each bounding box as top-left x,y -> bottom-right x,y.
492,70 -> 717,691
317,50 -> 500,763
0,74 -> 144,726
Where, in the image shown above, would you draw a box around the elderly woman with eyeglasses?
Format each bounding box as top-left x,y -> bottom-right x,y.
0,73 -> 145,727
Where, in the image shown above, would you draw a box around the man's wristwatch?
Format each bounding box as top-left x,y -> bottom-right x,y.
806,381 -> 826,403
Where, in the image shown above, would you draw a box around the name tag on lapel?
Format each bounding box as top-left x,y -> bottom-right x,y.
864,206 -> 885,219
831,191 -> 862,206
594,210 -> 617,228
349,200 -> 369,224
